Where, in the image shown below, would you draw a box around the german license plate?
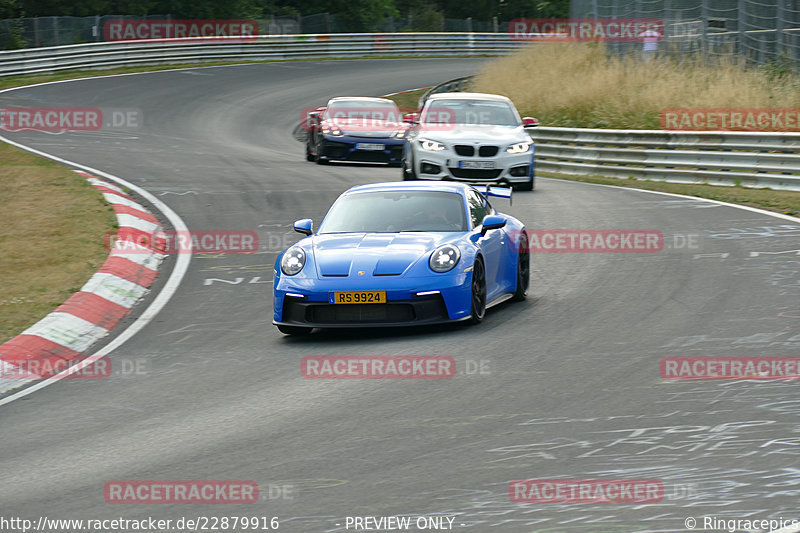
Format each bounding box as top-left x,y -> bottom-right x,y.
459,160 -> 495,169
356,143 -> 385,151
330,291 -> 387,304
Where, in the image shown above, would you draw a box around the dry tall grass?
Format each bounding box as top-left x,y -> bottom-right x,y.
473,43 -> 800,129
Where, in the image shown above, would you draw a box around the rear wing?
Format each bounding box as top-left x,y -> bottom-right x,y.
482,185 -> 513,206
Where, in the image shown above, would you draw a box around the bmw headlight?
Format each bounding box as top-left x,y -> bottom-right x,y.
506,141 -> 532,154
419,138 -> 445,151
429,244 -> 460,273
281,246 -> 306,275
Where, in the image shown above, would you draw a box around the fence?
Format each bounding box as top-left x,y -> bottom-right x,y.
570,0 -> 800,67
0,14 -> 510,50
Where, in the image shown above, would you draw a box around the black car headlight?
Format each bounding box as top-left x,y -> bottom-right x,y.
429,244 -> 460,273
281,246 -> 306,275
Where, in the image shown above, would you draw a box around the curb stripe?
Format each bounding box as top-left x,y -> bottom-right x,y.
116,213 -> 161,234
93,184 -> 135,200
84,176 -> 126,194
111,204 -> 159,224
54,292 -> 130,330
101,192 -> 147,211
79,272 -> 150,309
98,256 -> 158,287
110,246 -> 165,268
21,312 -> 110,353
1,334 -> 81,364
0,169 -> 165,385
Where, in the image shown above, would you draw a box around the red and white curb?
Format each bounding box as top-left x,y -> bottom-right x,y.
0,171 -> 165,393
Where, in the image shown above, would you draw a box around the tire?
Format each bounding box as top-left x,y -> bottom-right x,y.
305,143 -> 315,162
277,325 -> 312,336
512,232 -> 530,302
315,142 -> 329,165
468,257 -> 487,324
402,159 -> 417,181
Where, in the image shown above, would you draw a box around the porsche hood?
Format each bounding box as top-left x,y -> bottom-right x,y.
310,233 -> 455,277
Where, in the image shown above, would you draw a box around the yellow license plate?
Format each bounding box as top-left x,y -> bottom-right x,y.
330,291 -> 386,304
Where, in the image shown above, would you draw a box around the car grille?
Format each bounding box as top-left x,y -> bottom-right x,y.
448,168 -> 503,179
282,295 -> 449,325
454,145 -> 475,156
310,304 -> 414,323
321,140 -> 350,158
348,150 -> 390,163
454,145 -> 499,157
389,145 -> 404,160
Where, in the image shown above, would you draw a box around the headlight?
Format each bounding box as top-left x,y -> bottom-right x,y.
506,141 -> 532,154
419,138 -> 445,151
429,244 -> 460,273
393,130 -> 406,139
280,246 -> 306,275
322,123 -> 343,136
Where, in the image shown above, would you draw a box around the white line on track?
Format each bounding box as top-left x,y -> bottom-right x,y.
539,176 -> 800,223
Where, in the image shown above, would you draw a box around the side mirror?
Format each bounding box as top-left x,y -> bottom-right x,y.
522,117 -> 539,128
403,112 -> 419,124
480,214 -> 507,236
293,218 -> 313,236
307,107 -> 325,126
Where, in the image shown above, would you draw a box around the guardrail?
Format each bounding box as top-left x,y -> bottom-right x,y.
0,33 -> 520,77
527,127 -> 800,192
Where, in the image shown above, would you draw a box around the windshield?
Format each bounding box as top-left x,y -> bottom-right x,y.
421,99 -> 520,126
318,191 -> 468,233
326,100 -> 401,124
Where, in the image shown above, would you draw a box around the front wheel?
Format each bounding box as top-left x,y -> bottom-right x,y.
277,325 -> 312,336
305,143 -> 315,162
468,258 -> 487,324
512,232 -> 530,301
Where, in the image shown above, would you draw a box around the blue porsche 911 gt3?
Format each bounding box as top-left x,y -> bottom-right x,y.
273,181 -> 529,335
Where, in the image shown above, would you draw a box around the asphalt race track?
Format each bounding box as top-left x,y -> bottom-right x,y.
2,58 -> 800,533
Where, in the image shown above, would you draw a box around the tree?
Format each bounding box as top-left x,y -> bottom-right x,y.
0,0 -> 22,18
